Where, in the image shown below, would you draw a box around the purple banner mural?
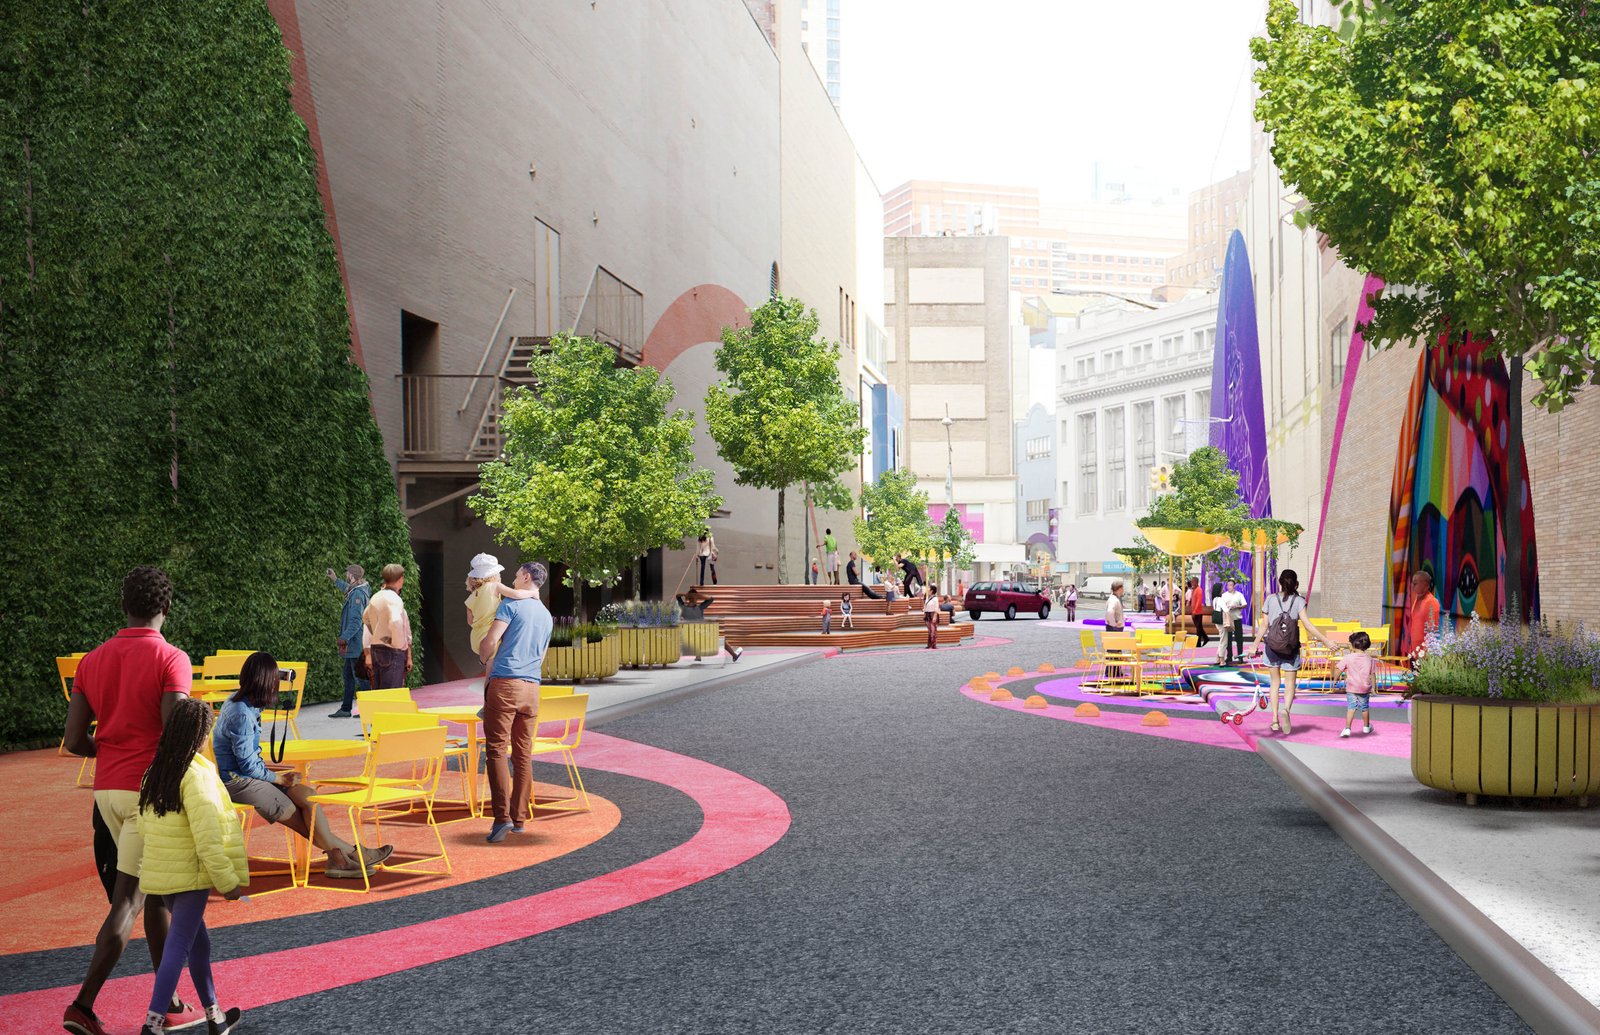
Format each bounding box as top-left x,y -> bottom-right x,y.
1210,230 -> 1272,520
1207,231 -> 1272,613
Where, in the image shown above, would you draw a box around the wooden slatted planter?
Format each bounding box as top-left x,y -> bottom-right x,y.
1411,695 -> 1600,804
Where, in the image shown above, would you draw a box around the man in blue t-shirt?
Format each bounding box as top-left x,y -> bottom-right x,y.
476,561 -> 553,843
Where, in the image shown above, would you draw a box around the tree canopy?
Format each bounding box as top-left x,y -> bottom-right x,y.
934,506 -> 977,573
1136,446 -> 1302,581
1252,0 -> 1600,411
706,295 -> 865,582
854,469 -> 935,564
471,334 -> 721,602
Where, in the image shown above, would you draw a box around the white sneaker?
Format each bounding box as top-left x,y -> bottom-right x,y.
1339,728 -> 1351,738
1363,723 -> 1373,734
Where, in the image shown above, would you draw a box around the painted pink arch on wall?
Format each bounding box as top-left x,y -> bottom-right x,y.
641,284 -> 751,371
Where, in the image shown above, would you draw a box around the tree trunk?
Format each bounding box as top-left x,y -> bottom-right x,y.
777,485 -> 788,584
1505,353 -> 1527,623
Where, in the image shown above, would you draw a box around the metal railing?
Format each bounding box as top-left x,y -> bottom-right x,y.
398,374 -> 517,461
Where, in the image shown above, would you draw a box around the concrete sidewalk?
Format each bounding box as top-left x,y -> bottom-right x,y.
1266,736 -> 1600,1033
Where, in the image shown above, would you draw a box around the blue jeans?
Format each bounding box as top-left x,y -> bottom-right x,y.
341,656 -> 370,710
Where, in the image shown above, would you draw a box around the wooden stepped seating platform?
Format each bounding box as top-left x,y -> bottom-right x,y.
693,584 -> 972,650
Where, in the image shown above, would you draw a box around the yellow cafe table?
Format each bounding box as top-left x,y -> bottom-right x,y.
418,706 -> 487,818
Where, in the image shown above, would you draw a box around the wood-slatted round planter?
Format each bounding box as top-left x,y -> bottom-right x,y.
618,626 -> 681,668
680,621 -> 720,660
1411,694 -> 1600,805
540,634 -> 621,683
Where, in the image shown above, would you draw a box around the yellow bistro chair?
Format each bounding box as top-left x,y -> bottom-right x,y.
231,802 -> 305,894
1096,633 -> 1143,696
531,693 -> 590,816
304,724 -> 451,894
58,656 -> 95,786
1075,630 -> 1100,670
341,704 -> 472,813
356,687 -> 414,705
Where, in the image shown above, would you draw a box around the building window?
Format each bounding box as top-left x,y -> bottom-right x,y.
1104,406 -> 1126,511
1101,349 -> 1123,370
1164,394 -> 1187,458
1025,435 -> 1052,460
1331,317 -> 1350,386
1194,389 -> 1211,423
1160,332 -> 1183,357
1192,326 -> 1214,355
1027,498 -> 1051,522
1131,341 -> 1153,365
1077,413 -> 1098,514
1133,400 -> 1155,507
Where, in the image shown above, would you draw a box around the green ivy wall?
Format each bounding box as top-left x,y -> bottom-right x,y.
0,1 -> 420,745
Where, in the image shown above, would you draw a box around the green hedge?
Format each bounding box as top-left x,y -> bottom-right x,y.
0,1 -> 420,745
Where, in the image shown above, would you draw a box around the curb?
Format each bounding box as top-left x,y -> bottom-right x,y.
1257,738 -> 1600,1035
588,650 -> 826,727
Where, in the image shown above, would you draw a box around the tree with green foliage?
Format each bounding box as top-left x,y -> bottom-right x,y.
1253,0 -> 1600,616
933,506 -> 977,592
706,295 -> 866,583
1113,537 -> 1164,587
1137,447 -> 1302,582
854,469 -> 936,570
0,1 -> 418,744
470,334 -> 721,614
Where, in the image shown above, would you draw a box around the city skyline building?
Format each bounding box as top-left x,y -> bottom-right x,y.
1163,169 -> 1251,297
798,0 -> 842,106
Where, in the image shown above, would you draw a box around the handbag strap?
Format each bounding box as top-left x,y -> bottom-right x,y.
266,670 -> 293,764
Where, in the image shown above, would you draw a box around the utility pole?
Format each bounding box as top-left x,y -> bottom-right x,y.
942,406 -> 955,593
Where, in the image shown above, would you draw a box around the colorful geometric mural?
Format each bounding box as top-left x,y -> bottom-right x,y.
1385,333 -> 1540,625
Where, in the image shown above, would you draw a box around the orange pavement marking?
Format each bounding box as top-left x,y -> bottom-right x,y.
0,747 -> 621,956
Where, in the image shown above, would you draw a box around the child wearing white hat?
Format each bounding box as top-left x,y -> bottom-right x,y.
464,553 -> 541,659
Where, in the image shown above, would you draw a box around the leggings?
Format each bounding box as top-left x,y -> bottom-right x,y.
1192,615 -> 1210,648
148,889 -> 216,1015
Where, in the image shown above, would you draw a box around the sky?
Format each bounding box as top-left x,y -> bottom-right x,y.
839,0 -> 1267,201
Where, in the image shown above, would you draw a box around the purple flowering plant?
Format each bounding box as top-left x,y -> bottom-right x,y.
1410,607 -> 1600,703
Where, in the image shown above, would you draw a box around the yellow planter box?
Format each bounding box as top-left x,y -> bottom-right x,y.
540,634 -> 621,682
618,626 -> 680,668
680,621 -> 720,660
1411,695 -> 1600,802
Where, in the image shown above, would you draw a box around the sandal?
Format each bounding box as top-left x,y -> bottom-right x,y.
1280,709 -> 1293,734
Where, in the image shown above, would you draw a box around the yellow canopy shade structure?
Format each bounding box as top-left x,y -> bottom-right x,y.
1138,526 -> 1228,558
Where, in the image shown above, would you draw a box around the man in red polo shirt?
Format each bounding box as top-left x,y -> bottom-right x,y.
62,567 -> 205,1035
1401,568 -> 1442,664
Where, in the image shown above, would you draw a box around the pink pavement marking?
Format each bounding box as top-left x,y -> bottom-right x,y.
964,670 -> 1411,760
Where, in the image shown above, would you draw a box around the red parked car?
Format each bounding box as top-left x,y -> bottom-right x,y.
964,580 -> 1051,620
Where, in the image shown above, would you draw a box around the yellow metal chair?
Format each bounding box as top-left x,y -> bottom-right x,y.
303,725 -> 451,894
58,656 -> 95,786
1075,630 -> 1100,670
232,802 -> 305,894
356,687 -> 413,705
338,705 -> 472,813
259,661 -> 308,739
196,653 -> 251,697
1097,633 -> 1144,696
531,693 -> 590,816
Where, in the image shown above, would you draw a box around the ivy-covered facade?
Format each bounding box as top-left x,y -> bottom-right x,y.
0,1 -> 419,744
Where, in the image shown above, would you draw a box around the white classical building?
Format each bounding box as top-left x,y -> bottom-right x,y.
1053,293 -> 1217,579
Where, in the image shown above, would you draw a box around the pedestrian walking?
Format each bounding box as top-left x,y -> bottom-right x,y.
62,566 -> 205,1035
134,696 -> 246,1035
824,528 -> 841,585
476,562 -> 554,843
1104,580 -> 1126,632
1249,568 -> 1339,734
362,564 -> 412,690
696,533 -> 718,586
1222,581 -> 1248,663
1065,582 -> 1078,622
1335,631 -> 1377,737
1187,578 -> 1210,649
325,564 -> 370,718
923,590 -> 941,649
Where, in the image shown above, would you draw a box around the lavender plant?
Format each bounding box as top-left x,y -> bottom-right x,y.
1411,611 -> 1600,703
609,600 -> 682,629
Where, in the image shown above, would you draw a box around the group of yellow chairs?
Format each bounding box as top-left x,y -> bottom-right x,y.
1075,629 -> 1199,697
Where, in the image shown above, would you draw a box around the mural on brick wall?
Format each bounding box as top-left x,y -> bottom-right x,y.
1384,333 -> 1540,626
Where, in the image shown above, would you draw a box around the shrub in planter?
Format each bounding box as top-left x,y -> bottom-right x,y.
1409,615 -> 1600,801
605,601 -> 681,667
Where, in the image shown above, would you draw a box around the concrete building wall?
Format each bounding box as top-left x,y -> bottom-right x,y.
280,0 -> 795,674
1015,403 -> 1058,564
1055,294 -> 1216,572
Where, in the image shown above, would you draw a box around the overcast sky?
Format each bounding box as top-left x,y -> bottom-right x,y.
840,0 -> 1267,200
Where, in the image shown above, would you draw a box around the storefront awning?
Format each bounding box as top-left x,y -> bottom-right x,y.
972,543 -> 1027,564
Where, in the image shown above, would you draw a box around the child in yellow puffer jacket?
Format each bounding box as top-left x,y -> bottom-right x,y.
136,697 -> 247,1035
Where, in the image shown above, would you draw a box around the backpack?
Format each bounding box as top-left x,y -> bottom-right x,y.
1264,594 -> 1301,657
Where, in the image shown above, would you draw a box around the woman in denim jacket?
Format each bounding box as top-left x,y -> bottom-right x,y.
213,653 -> 390,879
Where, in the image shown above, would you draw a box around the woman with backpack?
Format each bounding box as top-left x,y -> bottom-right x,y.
1248,569 -> 1338,734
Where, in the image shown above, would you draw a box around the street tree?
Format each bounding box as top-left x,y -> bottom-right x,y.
470,333 -> 721,613
1137,446 -> 1302,583
1253,0 -> 1600,617
706,295 -> 865,583
854,469 -> 936,570
933,505 -> 977,592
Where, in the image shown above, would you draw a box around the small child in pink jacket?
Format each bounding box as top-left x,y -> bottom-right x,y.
1334,631 -> 1378,737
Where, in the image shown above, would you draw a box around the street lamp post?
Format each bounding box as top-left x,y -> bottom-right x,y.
942,406 -> 955,593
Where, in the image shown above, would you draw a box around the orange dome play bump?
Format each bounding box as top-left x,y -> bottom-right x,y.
990,688 -> 1014,702
1074,702 -> 1101,717
1141,711 -> 1171,727
1023,695 -> 1047,709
